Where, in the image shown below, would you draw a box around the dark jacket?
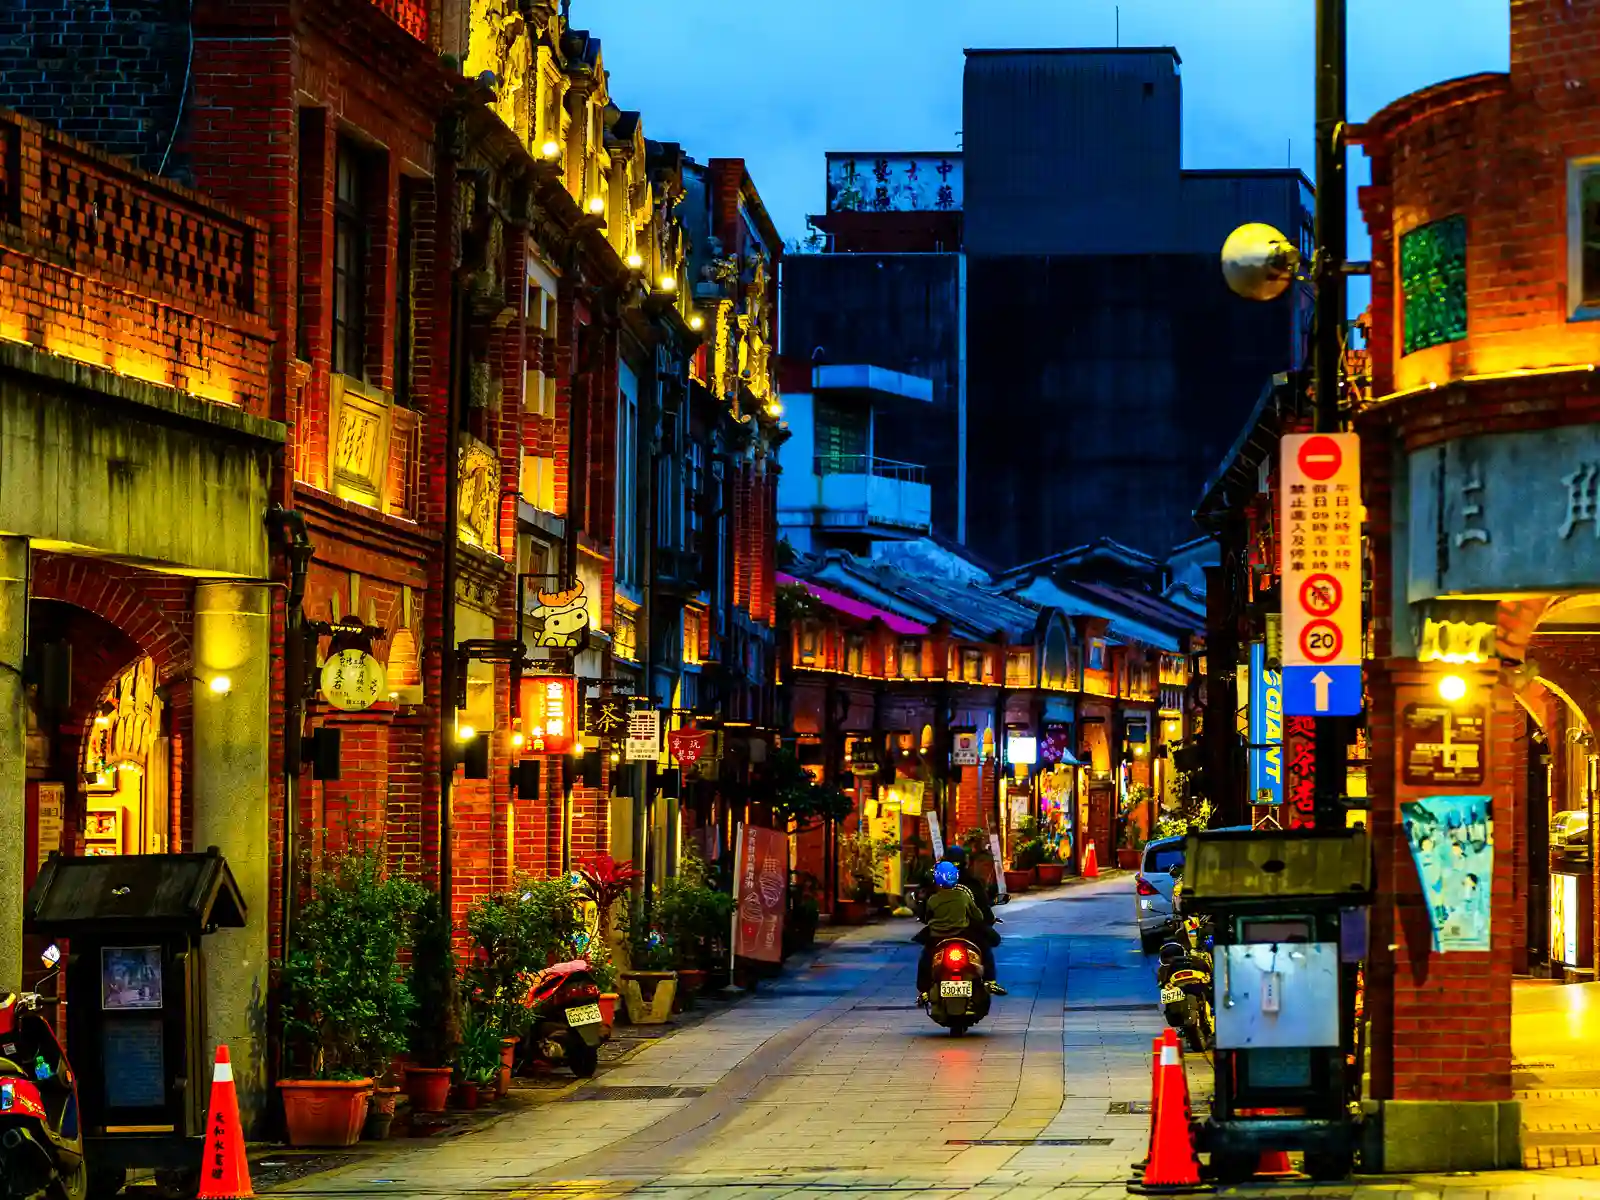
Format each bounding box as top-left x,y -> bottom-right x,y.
959,867 -> 995,923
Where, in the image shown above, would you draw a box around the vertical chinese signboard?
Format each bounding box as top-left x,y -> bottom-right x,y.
625,709 -> 660,762
1248,642 -> 1283,807
733,822 -> 787,964
1280,433 -> 1363,717
519,676 -> 576,754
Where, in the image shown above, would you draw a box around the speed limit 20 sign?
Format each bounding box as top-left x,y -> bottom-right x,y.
1281,433 -> 1361,671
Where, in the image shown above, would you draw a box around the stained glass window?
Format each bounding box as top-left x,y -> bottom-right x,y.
1400,214 -> 1467,356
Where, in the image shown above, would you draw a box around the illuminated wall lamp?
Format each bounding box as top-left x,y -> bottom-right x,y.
689,314 -> 705,331
541,140 -> 561,159
1438,674 -> 1469,703
659,275 -> 677,292
587,197 -> 605,214
626,252 -> 643,269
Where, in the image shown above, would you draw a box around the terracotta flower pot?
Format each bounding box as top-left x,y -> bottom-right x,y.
1117,848 -> 1141,870
363,1086 -> 400,1141
403,1065 -> 453,1115
677,968 -> 708,996
598,992 -> 619,1036
497,1037 -> 519,1098
1036,863 -> 1066,886
1003,870 -> 1033,894
454,1081 -> 480,1110
834,899 -> 872,925
279,1078 -> 373,1148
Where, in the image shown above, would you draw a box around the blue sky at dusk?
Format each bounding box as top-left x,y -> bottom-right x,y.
585,0 -> 1511,311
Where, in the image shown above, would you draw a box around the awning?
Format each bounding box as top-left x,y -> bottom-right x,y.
778,574 -> 929,635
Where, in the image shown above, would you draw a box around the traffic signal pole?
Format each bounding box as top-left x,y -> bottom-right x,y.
1312,0 -> 1349,827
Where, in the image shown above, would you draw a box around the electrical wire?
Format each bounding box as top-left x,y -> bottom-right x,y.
157,0 -> 195,178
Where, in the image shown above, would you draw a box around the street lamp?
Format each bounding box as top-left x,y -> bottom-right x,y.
1438,674 -> 1468,704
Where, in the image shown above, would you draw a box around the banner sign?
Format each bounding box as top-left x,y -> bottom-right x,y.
625,709 -> 660,762
1401,793 -> 1492,952
1249,642 -> 1284,807
1284,716 -> 1316,828
925,810 -> 945,860
990,833 -> 1008,895
733,822 -> 787,964
667,729 -> 708,765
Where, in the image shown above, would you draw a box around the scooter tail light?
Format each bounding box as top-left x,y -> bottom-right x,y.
943,945 -> 967,967
1135,875 -> 1159,897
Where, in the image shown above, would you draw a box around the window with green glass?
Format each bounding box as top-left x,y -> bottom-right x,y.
1400,214 -> 1467,356
1575,163 -> 1600,312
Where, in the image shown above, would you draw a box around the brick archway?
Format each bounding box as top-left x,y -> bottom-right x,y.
29,554 -> 192,683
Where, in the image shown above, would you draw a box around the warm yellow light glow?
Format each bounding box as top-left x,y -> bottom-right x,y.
588,196 -> 605,214
541,140 -> 561,159
659,275 -> 677,292
208,674 -> 232,695
94,715 -> 110,727
572,742 -> 586,758
765,400 -> 783,419
1438,674 -> 1468,703
457,724 -> 478,742
512,732 -> 525,748
689,314 -> 705,331
626,253 -> 643,269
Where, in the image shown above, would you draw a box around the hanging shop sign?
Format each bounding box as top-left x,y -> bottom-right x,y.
519,676 -> 577,755
1280,432 -> 1363,716
625,709 -> 661,762
1248,642 -> 1283,807
1407,424 -> 1600,602
1040,723 -> 1073,764
952,731 -> 980,767
585,697 -> 628,739
1401,703 -> 1486,787
321,648 -> 387,713
733,822 -> 788,964
1006,736 -> 1038,766
1284,716 -> 1316,829
850,740 -> 881,777
1400,793 -> 1492,953
530,580 -> 592,652
667,729 -> 709,765
897,778 -> 925,816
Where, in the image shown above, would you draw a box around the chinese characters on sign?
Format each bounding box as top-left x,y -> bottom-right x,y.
1280,433 -> 1362,669
733,822 -> 787,964
952,731 -> 980,766
1401,703 -> 1486,787
667,729 -> 708,765
586,697 -> 627,739
624,709 -> 660,762
321,648 -> 387,712
1284,716 -> 1317,828
1401,793 -> 1492,952
519,676 -> 576,755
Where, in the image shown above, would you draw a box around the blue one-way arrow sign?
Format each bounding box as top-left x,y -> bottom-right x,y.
1283,663 -> 1363,717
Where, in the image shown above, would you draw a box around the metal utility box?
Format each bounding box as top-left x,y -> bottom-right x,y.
1183,828 -> 1372,1182
23,849 -> 247,1174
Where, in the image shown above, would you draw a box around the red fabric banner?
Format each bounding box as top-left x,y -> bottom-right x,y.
734,822 -> 788,964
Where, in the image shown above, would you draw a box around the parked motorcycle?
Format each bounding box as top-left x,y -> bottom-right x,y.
0,945 -> 85,1200
1157,915 -> 1215,1053
514,959 -> 605,1078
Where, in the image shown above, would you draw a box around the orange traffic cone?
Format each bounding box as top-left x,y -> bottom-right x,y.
1255,1149 -> 1297,1178
1082,840 -> 1100,878
1129,1029 -> 1203,1194
198,1045 -> 253,1200
1132,1035 -> 1163,1175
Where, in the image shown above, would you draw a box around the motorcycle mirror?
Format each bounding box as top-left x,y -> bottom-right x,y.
41,944 -> 61,969
995,894 -> 1011,906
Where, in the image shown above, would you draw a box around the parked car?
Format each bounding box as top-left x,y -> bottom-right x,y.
1135,835 -> 1184,954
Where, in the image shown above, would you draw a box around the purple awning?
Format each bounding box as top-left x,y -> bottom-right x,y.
778,574 -> 928,635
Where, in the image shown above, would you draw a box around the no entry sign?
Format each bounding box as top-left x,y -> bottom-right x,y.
1281,432 -> 1362,683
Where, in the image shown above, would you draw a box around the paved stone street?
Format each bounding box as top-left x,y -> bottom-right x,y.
261,879 -> 1600,1200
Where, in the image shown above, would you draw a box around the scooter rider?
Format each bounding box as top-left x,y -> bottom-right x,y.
915,862 -> 1007,1003
942,844 -> 995,923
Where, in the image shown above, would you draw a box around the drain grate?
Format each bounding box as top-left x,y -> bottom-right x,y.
566,1084 -> 707,1101
1065,1002 -> 1150,1012
1108,1101 -> 1152,1115
948,1137 -> 1115,1147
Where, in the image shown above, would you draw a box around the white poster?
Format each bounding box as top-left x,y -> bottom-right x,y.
990,833 -> 1008,895
925,811 -> 945,860
625,708 -> 661,762
953,732 -> 980,767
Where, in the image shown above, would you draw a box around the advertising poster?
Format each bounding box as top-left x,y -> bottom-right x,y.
102,946 -> 163,1010
1400,794 -> 1493,952
1249,642 -> 1284,806
733,823 -> 787,964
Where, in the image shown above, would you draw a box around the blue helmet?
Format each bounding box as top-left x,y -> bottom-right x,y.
934,861 -> 960,889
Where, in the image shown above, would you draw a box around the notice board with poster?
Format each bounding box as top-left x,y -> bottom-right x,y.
1402,704 -> 1486,787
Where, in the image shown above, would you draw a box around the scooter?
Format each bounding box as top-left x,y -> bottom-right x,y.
0,945 -> 85,1200
1156,915 -> 1215,1052
926,935 -> 992,1036
513,959 -> 605,1079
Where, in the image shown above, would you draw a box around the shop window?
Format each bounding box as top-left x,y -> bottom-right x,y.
1006,649 -> 1034,688
1570,158 -> 1600,320
333,138 -> 369,380
1088,638 -> 1106,672
394,175 -> 417,406
1399,214 -> 1467,355
685,609 -> 704,666
961,648 -> 983,683
1043,624 -> 1070,689
846,633 -> 865,675
614,603 -> 638,663
898,639 -> 921,678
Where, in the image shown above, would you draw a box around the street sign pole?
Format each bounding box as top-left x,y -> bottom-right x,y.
1312,0 -> 1349,829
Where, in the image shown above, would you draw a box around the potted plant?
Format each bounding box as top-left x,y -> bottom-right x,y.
453,1011 -> 502,1110
278,847 -> 423,1147
1036,842 -> 1067,887
585,934 -> 620,1035
1118,816 -> 1144,870
656,848 -> 733,1003
575,854 -> 640,1030
836,828 -> 896,923
364,1081 -> 401,1141
619,920 -> 679,1024
404,890 -> 461,1114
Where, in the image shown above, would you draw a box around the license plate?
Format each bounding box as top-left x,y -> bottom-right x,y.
939,980 -> 974,998
1160,985 -> 1184,1005
565,1003 -> 602,1026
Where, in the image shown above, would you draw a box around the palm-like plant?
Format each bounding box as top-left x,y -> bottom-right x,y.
575,853 -> 643,943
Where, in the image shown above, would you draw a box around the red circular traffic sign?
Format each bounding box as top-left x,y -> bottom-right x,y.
1300,619 -> 1343,664
1300,573 -> 1342,617
1298,435 -> 1343,482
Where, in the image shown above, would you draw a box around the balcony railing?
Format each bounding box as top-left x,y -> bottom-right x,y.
814,455 -> 927,484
